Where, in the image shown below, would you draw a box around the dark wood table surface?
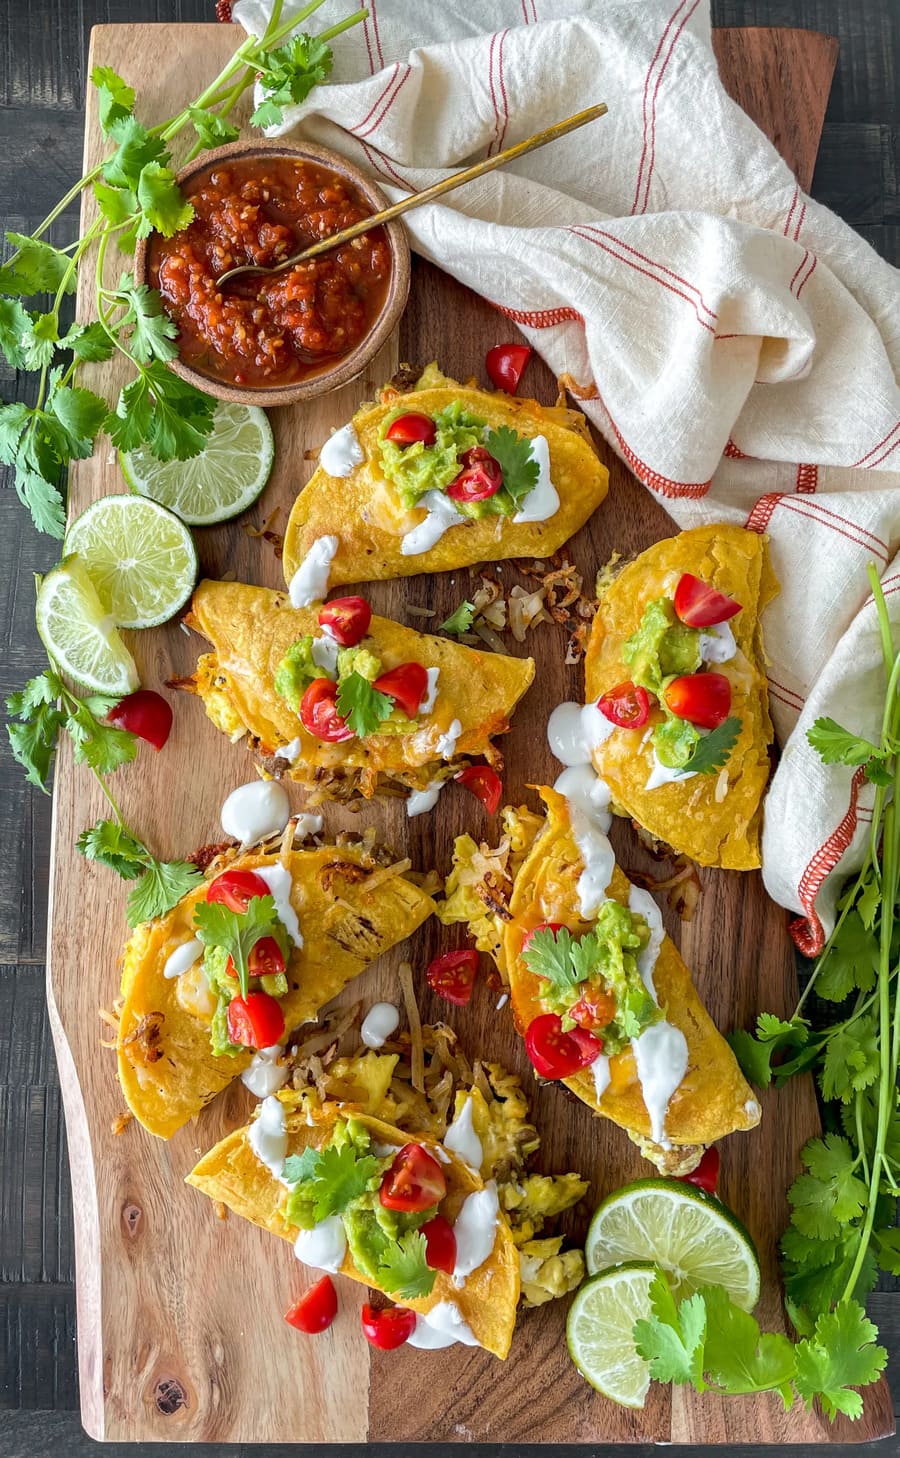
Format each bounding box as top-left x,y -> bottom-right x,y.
1,1 -> 897,1455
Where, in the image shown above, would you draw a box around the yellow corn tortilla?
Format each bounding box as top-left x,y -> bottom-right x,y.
584,525 -> 777,869
282,370 -> 609,587
187,1101 -> 521,1359
118,848 -> 434,1139
502,789 -> 760,1170
185,579 -> 534,799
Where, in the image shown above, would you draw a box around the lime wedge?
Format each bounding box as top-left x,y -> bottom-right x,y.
566,1262 -> 657,1408
64,495 -> 197,629
36,556 -> 139,695
585,1178 -> 760,1311
119,401 -> 274,525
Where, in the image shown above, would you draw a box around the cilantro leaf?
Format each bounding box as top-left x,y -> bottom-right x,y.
194,893 -> 288,998
336,671 -> 393,738
815,909 -> 879,1001
77,819 -> 147,879
91,65 -> 135,132
701,1285 -> 796,1406
818,1017 -> 880,1103
93,179 -> 138,227
105,274 -> 179,363
633,1270 -> 707,1388
283,1148 -> 321,1186
11,461 -> 65,538
20,314 -> 59,370
0,232 -> 75,296
126,857 -> 203,928
521,926 -> 591,1001
874,1227 -> 900,1276
684,716 -> 741,775
251,32 -> 334,129
294,1140 -> 381,1224
66,702 -> 137,776
135,163 -> 194,239
728,1013 -> 809,1089
48,384 -> 109,460
0,298 -> 31,368
188,106 -> 241,151
101,115 -> 168,191
0,402 -> 30,466
104,362 -> 215,460
788,1134 -> 869,1240
793,1302 -> 887,1421
484,424 -> 539,508
7,685 -> 65,791
807,717 -> 884,769
377,1230 -> 436,1300
249,99 -> 285,131
60,321 -> 116,363
439,600 -> 476,635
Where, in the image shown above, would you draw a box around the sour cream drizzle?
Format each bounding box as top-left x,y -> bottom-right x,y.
451,1181 -> 499,1286
512,434 -> 559,523
632,1021 -> 689,1149
311,633 -> 340,676
400,490 -> 464,556
443,1098 -> 483,1173
644,754 -> 697,792
407,1300 -> 481,1349
360,1001 -> 400,1049
294,1214 -> 347,1273
241,1043 -> 288,1098
288,535 -> 338,607
436,718 -> 462,759
248,1095 -> 289,1181
163,937 -> 203,980
699,619 -> 737,664
407,780 -> 444,817
256,863 -> 303,946
221,781 -> 291,846
420,667 -> 440,715
319,422 -> 364,478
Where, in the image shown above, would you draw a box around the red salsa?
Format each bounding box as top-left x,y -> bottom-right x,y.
148,156 -> 393,389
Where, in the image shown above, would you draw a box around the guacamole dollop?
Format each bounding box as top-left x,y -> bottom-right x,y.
620,596 -> 703,768
274,636 -> 321,714
379,401 -> 487,510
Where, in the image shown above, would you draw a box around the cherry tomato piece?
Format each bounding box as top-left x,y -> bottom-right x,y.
421,1214 -> 457,1274
663,672 -> 731,729
525,1012 -> 602,1080
226,990 -> 285,1049
284,1276 -> 338,1334
673,574 -> 742,628
361,1303 -> 417,1350
373,662 -> 428,717
207,868 -> 271,912
486,342 -> 532,395
426,949 -> 479,1007
300,677 -> 354,742
677,1146 -> 720,1194
569,986 -> 618,1031
521,922 -> 565,954
385,412 -> 437,447
598,681 -> 652,729
380,1142 -> 447,1213
446,446 -> 503,503
108,688 -> 173,750
455,764 -> 502,815
318,596 -> 372,647
248,935 -> 286,980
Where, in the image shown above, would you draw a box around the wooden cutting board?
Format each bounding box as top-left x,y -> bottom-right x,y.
46,21 -> 893,1445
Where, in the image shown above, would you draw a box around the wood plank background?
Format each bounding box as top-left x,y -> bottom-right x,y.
2,0 -> 899,1455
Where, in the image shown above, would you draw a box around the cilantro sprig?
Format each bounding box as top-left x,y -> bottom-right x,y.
0,0 -> 365,537
439,600 -> 476,635
683,715 -> 742,775
336,671 -> 394,738
483,424 -> 539,509
194,894 -> 289,1000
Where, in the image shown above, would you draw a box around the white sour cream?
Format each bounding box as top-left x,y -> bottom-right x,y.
311,633 -> 340,676
319,422 -> 364,478
288,535 -> 339,607
420,667 -> 440,716
554,765 -> 615,917
628,885 -> 665,1002
452,1181 -> 499,1286
406,1300 -> 481,1350
699,620 -> 737,664
278,737 -> 304,764
241,1043 -> 288,1098
436,718 -> 462,759
632,1021 -> 689,1149
644,753 -> 697,792
163,937 -> 204,980
294,813 -> 323,839
400,490 -> 464,556
360,1001 -> 400,1049
443,1099 -> 483,1173
294,1213 -> 347,1273
249,1095 -> 288,1180
407,780 -> 444,817
547,700 -> 614,767
512,435 -> 560,523
590,1052 -> 611,1100
256,863 -> 303,946
221,781 -> 291,846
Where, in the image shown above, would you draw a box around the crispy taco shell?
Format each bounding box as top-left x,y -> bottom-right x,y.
584,524 -> 777,869
187,1101 -> 520,1358
117,849 -> 434,1139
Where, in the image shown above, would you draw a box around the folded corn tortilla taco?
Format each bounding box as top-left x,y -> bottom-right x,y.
439,790 -> 761,1175
282,364 -> 609,593
584,524 -> 777,869
116,834 -> 434,1139
182,579 -> 534,803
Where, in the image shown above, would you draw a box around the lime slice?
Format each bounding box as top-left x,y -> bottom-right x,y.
119,401 -> 274,525
585,1178 -> 760,1311
567,1262 -> 657,1408
36,556 -> 139,695
64,495 -> 197,630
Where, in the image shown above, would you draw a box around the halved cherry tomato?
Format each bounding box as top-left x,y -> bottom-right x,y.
385,412 -> 437,447
663,672 -> 731,729
226,990 -> 285,1048
284,1276 -> 337,1334
107,689 -> 173,750
380,1143 -> 447,1213
373,662 -> 428,717
570,986 -> 618,1031
318,596 -> 371,647
361,1303 -> 417,1350
486,342 -> 532,395
677,1145 -> 720,1194
300,677 -> 354,742
426,949 -> 479,1007
455,764 -> 502,815
421,1214 -> 457,1274
446,446 -> 503,503
673,574 -> 742,628
598,681 -> 652,729
248,936 -> 286,980
521,922 -> 564,954
524,1012 -> 602,1080
207,868 -> 270,912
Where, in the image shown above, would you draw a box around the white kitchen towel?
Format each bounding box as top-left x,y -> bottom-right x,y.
233,0 -> 900,953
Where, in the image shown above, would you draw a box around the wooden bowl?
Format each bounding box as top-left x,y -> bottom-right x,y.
133,138 -> 410,408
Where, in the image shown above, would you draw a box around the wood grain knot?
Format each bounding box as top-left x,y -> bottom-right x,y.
121,1202 -> 143,1238
154,1376 -> 189,1415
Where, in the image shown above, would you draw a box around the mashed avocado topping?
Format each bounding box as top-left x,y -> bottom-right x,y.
521,906 -> 660,1053
622,595 -> 703,768
274,636 -> 321,713
193,900 -> 291,1058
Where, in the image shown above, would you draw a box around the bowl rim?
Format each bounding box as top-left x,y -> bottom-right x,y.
132,137 -> 410,408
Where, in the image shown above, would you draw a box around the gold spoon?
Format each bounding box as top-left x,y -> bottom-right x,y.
215,101 -> 608,287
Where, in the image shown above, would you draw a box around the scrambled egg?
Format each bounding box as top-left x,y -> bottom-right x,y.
517,1237 -> 585,1308
437,806 -> 544,970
